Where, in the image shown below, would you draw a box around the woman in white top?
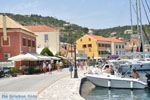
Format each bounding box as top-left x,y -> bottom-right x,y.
48,62 -> 52,74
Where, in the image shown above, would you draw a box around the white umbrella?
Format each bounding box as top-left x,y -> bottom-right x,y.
8,54 -> 25,61
37,55 -> 52,61
24,53 -> 38,61
50,56 -> 61,60
8,53 -> 38,61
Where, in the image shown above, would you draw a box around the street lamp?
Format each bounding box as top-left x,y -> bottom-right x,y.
74,42 -> 78,78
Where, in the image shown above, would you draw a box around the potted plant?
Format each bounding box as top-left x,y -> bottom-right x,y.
9,67 -> 19,77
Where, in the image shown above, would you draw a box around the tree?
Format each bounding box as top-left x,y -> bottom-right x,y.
40,48 -> 54,56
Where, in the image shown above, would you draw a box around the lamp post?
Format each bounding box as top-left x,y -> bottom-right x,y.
74,42 -> 78,78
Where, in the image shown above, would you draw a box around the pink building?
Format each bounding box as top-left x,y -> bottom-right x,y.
0,15 -> 36,68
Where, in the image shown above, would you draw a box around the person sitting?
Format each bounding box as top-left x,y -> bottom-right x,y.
104,65 -> 111,73
98,65 -> 102,71
109,65 -> 114,75
132,69 -> 139,79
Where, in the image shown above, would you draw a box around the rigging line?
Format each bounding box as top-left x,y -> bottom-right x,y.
136,0 -> 140,34
142,27 -> 150,44
141,0 -> 150,44
129,0 -> 133,31
139,0 -> 145,50
132,3 -> 150,44
145,0 -> 150,13
141,0 -> 150,25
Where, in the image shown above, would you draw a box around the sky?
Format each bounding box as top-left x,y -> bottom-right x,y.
0,0 -> 149,29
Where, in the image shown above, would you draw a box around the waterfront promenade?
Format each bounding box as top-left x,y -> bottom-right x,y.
0,68 -> 85,100
38,69 -> 85,100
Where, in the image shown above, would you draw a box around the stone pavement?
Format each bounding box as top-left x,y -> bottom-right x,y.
0,69 -> 69,92
38,69 -> 85,100
0,68 -> 86,100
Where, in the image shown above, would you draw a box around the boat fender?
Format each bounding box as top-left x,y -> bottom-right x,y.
146,74 -> 150,87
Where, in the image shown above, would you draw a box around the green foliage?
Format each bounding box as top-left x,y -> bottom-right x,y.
27,66 -> 35,74
10,67 -> 19,73
2,13 -> 67,27
60,24 -> 88,44
93,25 -> 150,42
40,48 -> 54,56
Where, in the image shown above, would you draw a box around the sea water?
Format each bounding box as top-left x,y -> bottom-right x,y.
82,71 -> 150,100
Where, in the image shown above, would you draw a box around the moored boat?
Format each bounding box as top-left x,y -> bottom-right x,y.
86,64 -> 148,89
87,73 -> 147,89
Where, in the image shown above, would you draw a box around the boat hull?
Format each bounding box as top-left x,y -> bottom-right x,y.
87,75 -> 147,89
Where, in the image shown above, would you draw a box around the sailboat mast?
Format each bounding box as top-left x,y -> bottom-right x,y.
129,0 -> 133,31
138,0 -> 144,52
136,0 -> 140,35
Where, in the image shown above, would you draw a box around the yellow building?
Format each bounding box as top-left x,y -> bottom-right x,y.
76,34 -> 124,58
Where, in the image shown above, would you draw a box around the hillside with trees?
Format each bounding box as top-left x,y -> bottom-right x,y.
1,13 -> 150,44
94,25 -> 150,43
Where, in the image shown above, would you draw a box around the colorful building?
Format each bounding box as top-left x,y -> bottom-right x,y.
76,34 -> 125,58
25,25 -> 60,55
124,38 -> 140,52
60,42 -> 75,58
0,15 -> 36,62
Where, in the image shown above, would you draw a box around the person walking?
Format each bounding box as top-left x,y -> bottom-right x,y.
51,60 -> 54,70
48,62 -> 52,74
42,62 -> 47,73
84,60 -> 88,71
80,61 -> 84,70
59,61 -> 63,71
56,61 -> 60,71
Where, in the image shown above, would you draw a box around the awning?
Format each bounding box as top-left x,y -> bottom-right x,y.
49,56 -> 61,60
8,53 -> 38,61
77,57 -> 87,60
8,53 -> 54,61
29,53 -> 52,61
94,57 -> 102,59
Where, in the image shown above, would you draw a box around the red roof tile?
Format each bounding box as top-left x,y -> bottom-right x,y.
88,35 -> 124,43
24,25 -> 59,32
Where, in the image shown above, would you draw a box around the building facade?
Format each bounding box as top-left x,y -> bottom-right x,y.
76,34 -> 124,58
0,15 -> 36,61
25,25 -> 60,55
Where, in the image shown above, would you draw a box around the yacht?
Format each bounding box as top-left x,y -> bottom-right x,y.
86,64 -> 148,89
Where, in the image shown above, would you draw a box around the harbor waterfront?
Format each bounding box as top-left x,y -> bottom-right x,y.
0,0 -> 150,100
81,71 -> 150,100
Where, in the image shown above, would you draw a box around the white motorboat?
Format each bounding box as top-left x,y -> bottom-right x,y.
109,59 -> 150,71
87,73 -> 147,89
86,64 -> 148,89
112,53 -> 150,71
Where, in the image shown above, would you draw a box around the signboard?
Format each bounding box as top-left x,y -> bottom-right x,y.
0,61 -> 15,68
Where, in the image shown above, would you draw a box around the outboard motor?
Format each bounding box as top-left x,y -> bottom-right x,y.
146,74 -> 150,87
